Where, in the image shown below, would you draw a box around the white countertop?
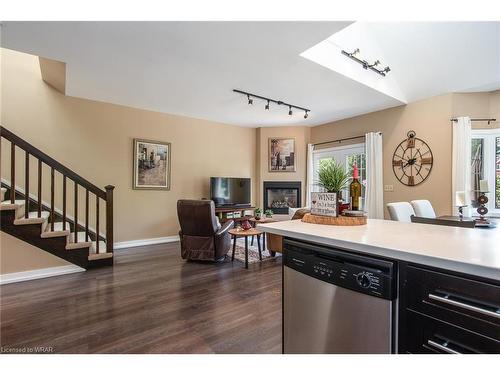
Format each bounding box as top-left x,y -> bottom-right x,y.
257,219 -> 500,281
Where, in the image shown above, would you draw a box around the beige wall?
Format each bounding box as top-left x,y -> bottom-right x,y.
311,91 -> 499,218
1,48 -> 257,246
312,94 -> 453,217
1,232 -> 70,274
255,126 -> 310,208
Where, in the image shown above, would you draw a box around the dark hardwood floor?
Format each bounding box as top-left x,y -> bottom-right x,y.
0,242 -> 282,353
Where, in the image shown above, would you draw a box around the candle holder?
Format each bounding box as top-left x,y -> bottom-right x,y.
475,192 -> 490,224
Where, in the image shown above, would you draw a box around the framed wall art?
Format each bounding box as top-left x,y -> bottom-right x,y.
133,138 -> 171,190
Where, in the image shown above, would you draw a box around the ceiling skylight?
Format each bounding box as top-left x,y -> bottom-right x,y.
300,22 -> 407,103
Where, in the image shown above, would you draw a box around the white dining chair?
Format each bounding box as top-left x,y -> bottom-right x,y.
387,202 -> 415,222
411,200 -> 437,219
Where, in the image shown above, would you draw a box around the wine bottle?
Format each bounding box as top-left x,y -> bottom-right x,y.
350,163 -> 362,211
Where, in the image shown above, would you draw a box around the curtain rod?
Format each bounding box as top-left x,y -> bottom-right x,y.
313,132 -> 382,147
450,118 -> 496,124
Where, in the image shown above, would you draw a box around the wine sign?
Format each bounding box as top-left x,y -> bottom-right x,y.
311,192 -> 338,217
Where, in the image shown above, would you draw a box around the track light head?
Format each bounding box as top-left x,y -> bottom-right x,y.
288,106 -> 293,116
384,66 -> 391,73
304,111 -> 309,119
265,100 -> 270,110
247,94 -> 253,105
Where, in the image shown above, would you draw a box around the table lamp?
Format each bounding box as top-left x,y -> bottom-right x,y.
455,191 -> 467,219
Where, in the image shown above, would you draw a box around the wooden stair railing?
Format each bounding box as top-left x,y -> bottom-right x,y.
0,125 -> 114,254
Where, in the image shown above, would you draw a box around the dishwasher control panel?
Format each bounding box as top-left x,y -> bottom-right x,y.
284,239 -> 395,300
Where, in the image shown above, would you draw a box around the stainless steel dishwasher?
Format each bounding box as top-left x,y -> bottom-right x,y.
283,239 -> 396,354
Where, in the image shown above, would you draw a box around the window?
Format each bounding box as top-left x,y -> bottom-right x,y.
312,143 -> 366,207
471,129 -> 500,215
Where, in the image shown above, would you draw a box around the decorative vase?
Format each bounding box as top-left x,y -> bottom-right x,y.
241,220 -> 252,230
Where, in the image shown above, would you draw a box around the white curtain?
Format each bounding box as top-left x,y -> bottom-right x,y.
305,143 -> 314,208
365,132 -> 384,219
452,117 -> 472,216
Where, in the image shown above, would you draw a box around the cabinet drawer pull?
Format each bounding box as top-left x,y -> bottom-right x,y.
428,293 -> 500,319
427,340 -> 461,354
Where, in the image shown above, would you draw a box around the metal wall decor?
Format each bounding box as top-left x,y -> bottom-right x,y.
341,48 -> 391,77
392,130 -> 433,187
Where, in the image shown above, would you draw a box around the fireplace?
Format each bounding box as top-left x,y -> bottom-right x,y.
263,181 -> 302,214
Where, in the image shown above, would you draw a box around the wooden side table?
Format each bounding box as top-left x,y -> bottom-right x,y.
249,217 -> 277,251
228,228 -> 263,269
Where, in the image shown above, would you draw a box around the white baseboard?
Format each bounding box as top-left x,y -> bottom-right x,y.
0,265 -> 85,285
113,235 -> 180,249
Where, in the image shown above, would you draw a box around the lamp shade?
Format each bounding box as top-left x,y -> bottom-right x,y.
479,180 -> 489,193
455,191 -> 467,207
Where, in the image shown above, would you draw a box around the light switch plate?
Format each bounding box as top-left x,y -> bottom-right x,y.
384,185 -> 394,192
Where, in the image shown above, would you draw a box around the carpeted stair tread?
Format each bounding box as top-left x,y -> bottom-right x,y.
13,211 -> 50,225
88,241 -> 112,260
1,199 -> 25,212
40,221 -> 71,238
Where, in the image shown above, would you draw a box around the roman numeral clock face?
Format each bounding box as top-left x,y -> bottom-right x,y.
392,130 -> 433,186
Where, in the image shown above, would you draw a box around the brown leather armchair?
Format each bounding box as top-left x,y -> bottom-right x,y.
177,199 -> 234,261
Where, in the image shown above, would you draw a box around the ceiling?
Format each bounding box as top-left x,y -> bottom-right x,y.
2,21 -> 499,127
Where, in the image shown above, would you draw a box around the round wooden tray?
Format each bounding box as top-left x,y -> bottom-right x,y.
301,213 -> 367,226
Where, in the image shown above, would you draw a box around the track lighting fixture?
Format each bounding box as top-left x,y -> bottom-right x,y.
341,48 -> 391,77
233,89 -> 311,119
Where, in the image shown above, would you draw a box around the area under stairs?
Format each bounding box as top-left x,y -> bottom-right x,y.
1,126 -> 115,270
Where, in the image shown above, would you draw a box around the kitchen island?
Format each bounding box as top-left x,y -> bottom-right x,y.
257,219 -> 500,354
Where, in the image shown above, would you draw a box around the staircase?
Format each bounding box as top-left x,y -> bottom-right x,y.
0,126 -> 114,269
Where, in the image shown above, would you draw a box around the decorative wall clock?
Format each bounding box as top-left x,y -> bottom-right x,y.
392,130 -> 433,186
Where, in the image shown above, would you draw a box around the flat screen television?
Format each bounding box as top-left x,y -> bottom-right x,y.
210,177 -> 251,207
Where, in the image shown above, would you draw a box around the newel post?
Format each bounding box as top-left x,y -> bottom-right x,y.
105,185 -> 115,253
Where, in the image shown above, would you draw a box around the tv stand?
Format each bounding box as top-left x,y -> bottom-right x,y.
215,206 -> 255,225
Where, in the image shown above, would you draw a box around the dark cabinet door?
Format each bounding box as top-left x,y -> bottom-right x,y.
399,263 -> 500,353
406,311 -> 500,354
405,266 -> 500,340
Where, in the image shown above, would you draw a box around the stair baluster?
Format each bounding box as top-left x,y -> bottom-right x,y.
37,160 -> 42,217
74,182 -> 78,243
10,143 -> 15,204
96,197 -> 100,253
25,151 -> 29,218
51,167 -> 55,231
85,189 -> 89,242
62,175 -> 67,230
105,185 -> 114,253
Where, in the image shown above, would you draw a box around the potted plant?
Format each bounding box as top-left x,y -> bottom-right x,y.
317,159 -> 351,216
254,208 -> 262,220
264,209 -> 274,218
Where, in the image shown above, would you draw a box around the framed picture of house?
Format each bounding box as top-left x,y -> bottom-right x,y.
269,137 -> 296,172
133,139 -> 171,190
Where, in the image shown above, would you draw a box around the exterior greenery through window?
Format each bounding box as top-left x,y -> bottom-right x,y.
313,143 -> 366,207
